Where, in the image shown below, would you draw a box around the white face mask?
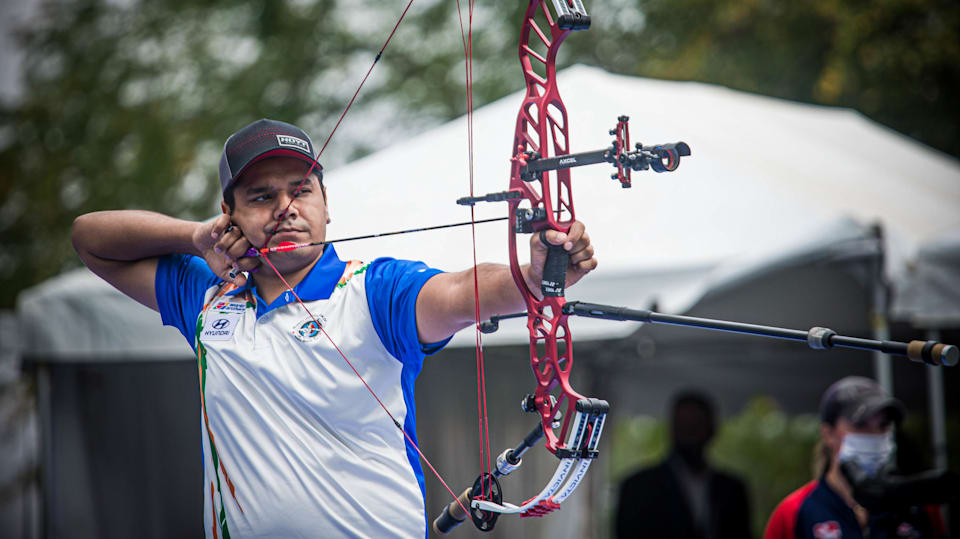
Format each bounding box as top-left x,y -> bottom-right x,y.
838,431 -> 896,476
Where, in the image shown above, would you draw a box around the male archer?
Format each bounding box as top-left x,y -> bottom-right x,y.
71,118 -> 597,538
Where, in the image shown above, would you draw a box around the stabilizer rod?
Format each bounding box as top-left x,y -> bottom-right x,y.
560,301 -> 958,367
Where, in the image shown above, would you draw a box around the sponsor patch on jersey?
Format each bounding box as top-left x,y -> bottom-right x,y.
212,301 -> 246,313
293,314 -> 328,343
201,312 -> 243,341
813,521 -> 842,539
276,134 -> 310,153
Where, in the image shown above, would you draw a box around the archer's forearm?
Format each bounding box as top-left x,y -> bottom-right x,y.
473,263 -> 538,319
417,263 -> 527,343
72,210 -> 202,264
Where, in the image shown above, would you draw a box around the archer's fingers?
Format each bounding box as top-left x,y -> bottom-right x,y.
539,222 -> 587,251
567,229 -> 591,255
563,221 -> 586,247
213,225 -> 243,257
568,243 -> 595,266
538,229 -> 570,249
572,256 -> 598,275
225,234 -> 252,261
209,214 -> 233,240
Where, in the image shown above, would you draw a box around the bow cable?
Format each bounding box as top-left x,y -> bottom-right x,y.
455,0 -> 495,504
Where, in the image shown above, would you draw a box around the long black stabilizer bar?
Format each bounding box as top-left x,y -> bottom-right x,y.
560,301 -> 958,367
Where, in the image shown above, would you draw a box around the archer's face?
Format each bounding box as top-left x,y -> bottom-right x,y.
226,157 -> 328,263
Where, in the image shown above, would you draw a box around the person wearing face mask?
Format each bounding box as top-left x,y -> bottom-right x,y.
764,376 -> 945,539
615,391 -> 752,539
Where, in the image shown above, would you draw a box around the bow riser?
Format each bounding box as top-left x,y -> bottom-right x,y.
507,0 -> 585,456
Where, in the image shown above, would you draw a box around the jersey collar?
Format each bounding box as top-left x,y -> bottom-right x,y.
227,244 -> 347,317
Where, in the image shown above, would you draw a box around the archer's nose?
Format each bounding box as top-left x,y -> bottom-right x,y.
274,194 -> 298,222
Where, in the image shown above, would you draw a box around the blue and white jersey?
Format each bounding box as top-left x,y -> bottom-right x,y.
155,245 -> 448,538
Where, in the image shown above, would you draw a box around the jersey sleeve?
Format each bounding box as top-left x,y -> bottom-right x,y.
764,501 -> 796,539
364,258 -> 449,365
764,481 -> 818,539
155,254 -> 220,348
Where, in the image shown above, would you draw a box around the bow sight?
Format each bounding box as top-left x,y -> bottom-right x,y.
517,116 -> 691,187
458,116 -> 691,209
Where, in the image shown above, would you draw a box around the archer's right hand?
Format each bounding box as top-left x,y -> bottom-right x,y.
193,214 -> 261,285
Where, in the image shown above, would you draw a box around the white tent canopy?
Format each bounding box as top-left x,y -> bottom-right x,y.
324,65 -> 960,345
892,228 -> 960,328
15,65 -> 960,356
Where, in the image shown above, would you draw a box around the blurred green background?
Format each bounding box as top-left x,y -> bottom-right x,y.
610,398 -> 821,539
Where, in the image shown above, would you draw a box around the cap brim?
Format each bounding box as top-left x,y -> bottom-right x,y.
850,395 -> 905,426
227,149 -> 322,191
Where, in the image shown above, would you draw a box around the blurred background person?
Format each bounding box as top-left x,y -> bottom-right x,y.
616,390 -> 752,539
764,376 -> 946,539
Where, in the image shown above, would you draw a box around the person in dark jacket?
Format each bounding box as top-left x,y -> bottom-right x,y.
616,391 -> 751,539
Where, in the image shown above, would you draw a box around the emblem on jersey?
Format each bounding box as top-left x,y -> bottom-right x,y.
212,301 -> 246,313
201,312 -> 242,341
813,521 -> 842,539
293,315 -> 328,342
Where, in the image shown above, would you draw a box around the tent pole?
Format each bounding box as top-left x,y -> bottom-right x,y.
871,225 -> 894,393
927,328 -> 948,471
35,361 -> 51,539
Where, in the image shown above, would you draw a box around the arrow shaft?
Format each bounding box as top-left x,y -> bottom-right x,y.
252,216 -> 508,256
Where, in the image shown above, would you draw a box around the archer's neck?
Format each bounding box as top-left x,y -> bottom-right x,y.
252,251 -> 324,304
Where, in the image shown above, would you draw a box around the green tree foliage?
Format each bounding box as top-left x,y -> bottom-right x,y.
0,0 -> 522,307
2,0 -> 956,307
571,0 -> 960,157
611,398 -> 821,539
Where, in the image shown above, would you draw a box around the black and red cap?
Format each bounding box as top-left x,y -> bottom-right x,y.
819,376 -> 905,427
218,119 -> 322,194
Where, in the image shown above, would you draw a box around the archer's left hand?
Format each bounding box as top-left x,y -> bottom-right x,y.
527,221 -> 597,294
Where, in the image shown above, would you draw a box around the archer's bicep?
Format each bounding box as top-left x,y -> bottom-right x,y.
415,271 -> 474,344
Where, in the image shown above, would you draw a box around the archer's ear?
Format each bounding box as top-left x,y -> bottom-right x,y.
323,185 -> 331,224
220,200 -> 229,214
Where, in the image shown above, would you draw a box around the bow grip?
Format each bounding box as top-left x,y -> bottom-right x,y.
538,230 -> 569,297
